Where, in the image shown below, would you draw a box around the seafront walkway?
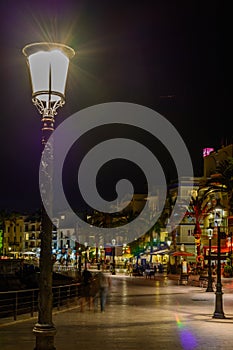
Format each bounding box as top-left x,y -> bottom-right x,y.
1,274 -> 233,350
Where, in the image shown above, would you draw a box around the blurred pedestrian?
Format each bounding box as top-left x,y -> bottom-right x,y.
97,271 -> 111,312
80,267 -> 93,312
127,263 -> 133,276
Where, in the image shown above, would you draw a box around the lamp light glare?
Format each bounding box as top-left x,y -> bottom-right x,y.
22,42 -> 75,116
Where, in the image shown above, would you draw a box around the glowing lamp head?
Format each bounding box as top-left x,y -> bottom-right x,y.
22,42 -> 75,115
213,199 -> 225,227
207,227 -> 213,238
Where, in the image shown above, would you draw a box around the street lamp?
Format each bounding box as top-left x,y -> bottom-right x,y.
22,42 -> 75,350
228,232 -> 233,270
96,244 -> 99,264
206,226 -> 214,292
212,199 -> 225,319
84,242 -> 88,269
112,238 -> 116,275
166,239 -> 172,274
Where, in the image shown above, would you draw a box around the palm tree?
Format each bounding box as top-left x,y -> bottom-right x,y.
184,182 -> 227,258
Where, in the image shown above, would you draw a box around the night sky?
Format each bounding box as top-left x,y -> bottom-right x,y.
0,0 -> 230,213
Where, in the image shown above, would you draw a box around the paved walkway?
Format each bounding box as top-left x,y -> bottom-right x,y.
1,274 -> 233,349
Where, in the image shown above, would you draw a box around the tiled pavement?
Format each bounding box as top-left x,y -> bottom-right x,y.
1,274 -> 233,350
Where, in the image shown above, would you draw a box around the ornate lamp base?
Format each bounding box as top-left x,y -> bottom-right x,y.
33,323 -> 56,350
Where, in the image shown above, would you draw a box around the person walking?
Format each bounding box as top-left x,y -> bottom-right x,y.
80,267 -> 93,312
97,271 -> 111,312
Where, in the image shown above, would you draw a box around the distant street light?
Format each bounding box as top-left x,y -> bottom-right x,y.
206,226 -> 214,292
84,242 -> 88,269
212,199 -> 226,319
112,238 -> 116,275
22,42 -> 75,350
228,232 -> 233,270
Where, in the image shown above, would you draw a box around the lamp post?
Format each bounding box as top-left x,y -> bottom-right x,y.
228,232 -> 233,270
212,200 -> 225,319
112,238 -> 116,275
231,233 -> 233,270
96,244 -> 99,266
84,242 -> 88,269
206,226 -> 214,292
166,239 -> 172,274
22,42 -> 75,350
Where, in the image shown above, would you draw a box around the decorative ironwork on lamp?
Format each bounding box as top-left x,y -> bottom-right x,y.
23,42 -> 75,144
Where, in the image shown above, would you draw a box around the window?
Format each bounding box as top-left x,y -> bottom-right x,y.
188,229 -> 194,236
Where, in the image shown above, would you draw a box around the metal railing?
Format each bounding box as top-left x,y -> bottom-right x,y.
0,282 -> 81,321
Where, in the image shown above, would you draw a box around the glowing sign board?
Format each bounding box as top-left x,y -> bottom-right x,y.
203,148 -> 214,157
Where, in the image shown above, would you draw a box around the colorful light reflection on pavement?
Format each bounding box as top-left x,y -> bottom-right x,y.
176,313 -> 198,350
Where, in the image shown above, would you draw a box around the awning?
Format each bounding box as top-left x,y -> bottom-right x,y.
150,249 -> 169,255
171,251 -> 194,257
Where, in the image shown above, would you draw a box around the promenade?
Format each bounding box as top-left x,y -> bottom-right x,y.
1,274 -> 233,350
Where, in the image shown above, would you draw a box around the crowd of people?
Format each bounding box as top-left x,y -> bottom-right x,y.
126,262 -> 165,277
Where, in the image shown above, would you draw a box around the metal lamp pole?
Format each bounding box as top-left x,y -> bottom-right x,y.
96,245 -> 99,264
206,227 -> 214,292
112,238 -> 116,275
229,232 -> 233,270
22,42 -> 75,349
213,200 -> 225,319
84,242 -> 88,269
231,233 -> 233,271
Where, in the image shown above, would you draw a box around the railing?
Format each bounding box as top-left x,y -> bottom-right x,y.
53,264 -> 78,273
0,282 -> 81,321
